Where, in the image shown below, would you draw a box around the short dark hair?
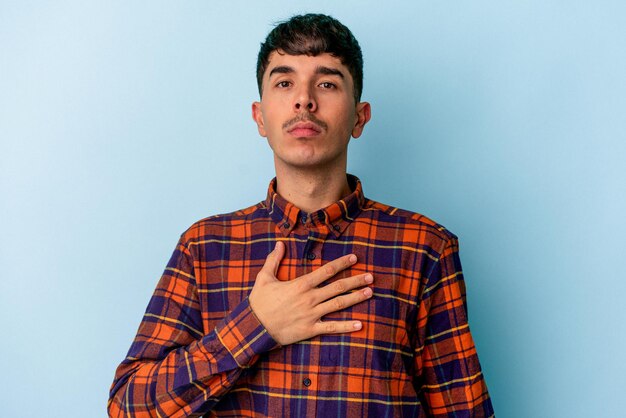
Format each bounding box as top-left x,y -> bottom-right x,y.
256,14 -> 364,102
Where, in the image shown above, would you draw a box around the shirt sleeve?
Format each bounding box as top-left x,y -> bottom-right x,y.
107,238 -> 278,418
415,237 -> 495,417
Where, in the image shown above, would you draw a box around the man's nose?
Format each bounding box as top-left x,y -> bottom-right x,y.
294,86 -> 317,112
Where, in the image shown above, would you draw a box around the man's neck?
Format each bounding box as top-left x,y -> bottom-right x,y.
274,165 -> 351,214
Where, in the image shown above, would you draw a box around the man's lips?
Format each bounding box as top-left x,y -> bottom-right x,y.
287,122 -> 323,137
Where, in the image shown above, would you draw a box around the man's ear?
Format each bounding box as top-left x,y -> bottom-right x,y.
251,102 -> 267,137
351,102 -> 371,139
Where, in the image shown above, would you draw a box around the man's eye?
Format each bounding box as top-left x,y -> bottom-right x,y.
276,81 -> 291,88
319,82 -> 336,89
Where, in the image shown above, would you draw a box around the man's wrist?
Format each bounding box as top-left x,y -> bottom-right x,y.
215,297 -> 280,367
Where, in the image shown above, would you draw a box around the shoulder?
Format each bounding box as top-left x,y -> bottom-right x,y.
178,201 -> 268,246
361,198 -> 458,251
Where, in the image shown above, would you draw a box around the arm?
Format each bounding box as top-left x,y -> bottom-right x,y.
415,237 -> 494,417
107,239 -> 278,418
109,241 -> 374,417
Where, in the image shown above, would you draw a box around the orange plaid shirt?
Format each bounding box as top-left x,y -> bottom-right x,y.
109,175 -> 493,417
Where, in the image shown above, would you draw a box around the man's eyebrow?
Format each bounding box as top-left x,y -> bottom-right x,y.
268,66 -> 294,78
268,65 -> 345,79
315,66 -> 345,78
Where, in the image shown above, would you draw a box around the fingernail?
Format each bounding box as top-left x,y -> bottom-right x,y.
353,321 -> 362,330
364,274 -> 373,283
349,254 -> 357,263
363,287 -> 373,297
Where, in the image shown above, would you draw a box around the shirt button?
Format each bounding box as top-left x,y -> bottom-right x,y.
283,222 -> 290,229
303,377 -> 312,387
333,224 -> 341,231
306,252 -> 316,261
300,215 -> 308,224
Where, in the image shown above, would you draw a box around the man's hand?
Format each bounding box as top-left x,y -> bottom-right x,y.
248,241 -> 374,346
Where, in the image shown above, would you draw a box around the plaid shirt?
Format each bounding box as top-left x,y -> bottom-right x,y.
109,175 -> 494,417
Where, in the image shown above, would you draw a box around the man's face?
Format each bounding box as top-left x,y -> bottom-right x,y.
252,51 -> 370,172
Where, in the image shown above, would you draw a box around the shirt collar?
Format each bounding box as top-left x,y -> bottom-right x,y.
264,174 -> 366,239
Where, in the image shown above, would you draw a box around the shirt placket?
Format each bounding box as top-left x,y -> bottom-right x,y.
302,224 -> 321,265
301,214 -> 323,415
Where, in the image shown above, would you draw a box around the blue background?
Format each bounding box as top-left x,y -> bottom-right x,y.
1,1 -> 625,416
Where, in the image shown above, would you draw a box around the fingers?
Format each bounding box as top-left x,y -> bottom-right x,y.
316,286 -> 373,317
314,273 -> 374,303
258,241 -> 285,280
313,320 -> 363,335
305,254 -> 358,288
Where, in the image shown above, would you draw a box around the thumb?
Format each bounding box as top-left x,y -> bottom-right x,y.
259,241 -> 285,280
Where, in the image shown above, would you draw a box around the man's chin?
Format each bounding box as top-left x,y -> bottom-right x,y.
274,154 -> 348,173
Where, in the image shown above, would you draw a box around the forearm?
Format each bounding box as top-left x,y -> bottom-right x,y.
108,334 -> 239,418
108,298 -> 277,418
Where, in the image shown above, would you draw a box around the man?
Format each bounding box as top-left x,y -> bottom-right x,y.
109,13 -> 494,417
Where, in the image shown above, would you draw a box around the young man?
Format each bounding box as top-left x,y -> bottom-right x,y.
109,14 -> 494,417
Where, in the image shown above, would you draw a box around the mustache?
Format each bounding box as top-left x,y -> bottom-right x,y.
282,113 -> 328,131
